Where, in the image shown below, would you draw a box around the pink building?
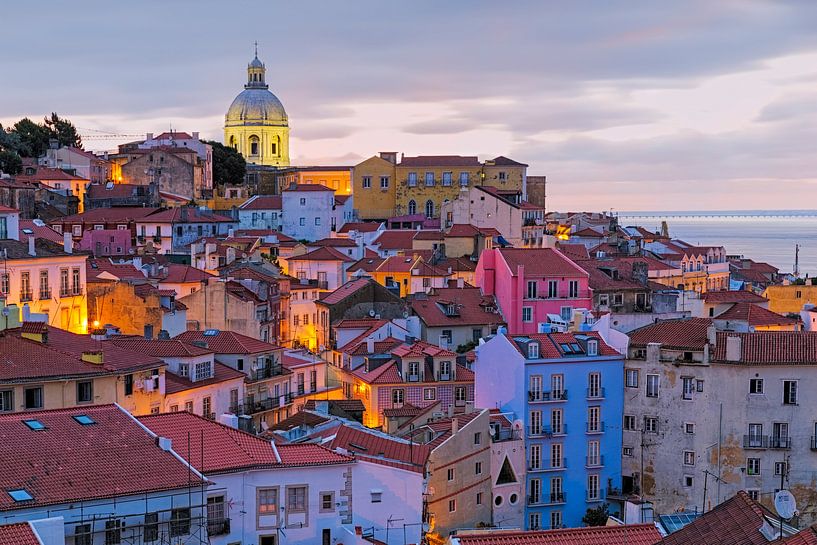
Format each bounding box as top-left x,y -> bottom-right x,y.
475,247 -> 592,334
77,228 -> 132,256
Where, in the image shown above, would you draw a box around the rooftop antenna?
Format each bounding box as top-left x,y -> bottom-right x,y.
794,244 -> 800,278
254,40 -> 259,57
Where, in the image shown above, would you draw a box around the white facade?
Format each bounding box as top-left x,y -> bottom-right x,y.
238,197 -> 283,231
332,196 -> 355,232
281,187 -> 335,242
284,256 -> 348,291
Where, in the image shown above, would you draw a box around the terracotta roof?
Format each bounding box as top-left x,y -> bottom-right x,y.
573,227 -> 605,238
454,524 -> 662,545
0,238 -> 74,260
18,219 -> 64,244
349,256 -> 384,272
715,302 -> 798,327
303,399 -> 366,413
661,490 -> 816,545
398,155 -> 480,167
275,443 -> 355,466
156,263 -> 214,283
628,318 -> 713,350
51,206 -> 160,224
447,223 -> 501,238
86,182 -> 144,200
239,195 -> 282,210
497,248 -> 589,278
0,405 -> 205,511
510,332 -> 620,359
108,338 -> 213,357
163,362 -> 246,395
288,246 -> 356,262
489,155 -> 528,167
143,207 -> 234,223
712,331 -> 817,364
269,410 -> 330,431
337,222 -> 383,234
412,411 -> 482,449
151,131 -> 194,140
346,336 -> 404,356
326,424 -> 430,473
175,330 -> 281,355
86,258 -> 145,282
372,230 -> 417,251
391,339 -> 457,359
335,318 -> 388,329
309,237 -> 359,248
411,288 -> 503,328
319,278 -> 376,306
0,522 -> 41,545
580,259 -> 655,291
556,243 -> 591,261
18,166 -> 87,181
282,183 -> 334,192
703,290 -> 768,304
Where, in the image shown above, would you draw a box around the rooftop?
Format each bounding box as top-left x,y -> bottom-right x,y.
452,524 -> 662,545
714,302 -> 798,327
175,329 -> 281,355
703,290 -> 768,304
497,248 -> 589,278
712,331 -> 817,365
628,318 -> 713,350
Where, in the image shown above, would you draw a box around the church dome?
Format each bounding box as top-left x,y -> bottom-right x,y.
224,53 -> 288,127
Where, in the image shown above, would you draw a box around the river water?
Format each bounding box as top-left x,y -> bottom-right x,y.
617,211 -> 817,277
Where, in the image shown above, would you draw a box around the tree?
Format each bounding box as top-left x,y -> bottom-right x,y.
582,503 -> 610,527
207,140 -> 246,186
11,117 -> 50,157
0,150 -> 22,175
43,112 -> 82,148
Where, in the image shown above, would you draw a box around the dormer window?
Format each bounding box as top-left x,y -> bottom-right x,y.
528,342 -> 539,359
587,340 -> 598,356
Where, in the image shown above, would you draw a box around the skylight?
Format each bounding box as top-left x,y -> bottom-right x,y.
8,489 -> 33,502
21,228 -> 33,235
22,419 -> 46,431
203,329 -> 220,336
73,415 -> 96,426
559,343 -> 573,354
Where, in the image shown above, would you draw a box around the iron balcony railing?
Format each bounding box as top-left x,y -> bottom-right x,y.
586,421 -> 605,434
527,424 -> 567,437
586,387 -> 606,399
743,435 -> 769,449
207,518 -> 230,537
586,455 -> 604,467
528,390 -> 568,402
769,436 -> 792,449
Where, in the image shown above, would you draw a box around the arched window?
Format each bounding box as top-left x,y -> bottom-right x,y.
425,200 -> 434,218
408,200 -> 416,215
249,135 -> 260,156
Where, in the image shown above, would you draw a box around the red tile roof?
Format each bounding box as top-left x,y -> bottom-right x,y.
163,361 -> 246,394
0,404 -> 205,511
18,165 -> 87,181
0,523 -> 41,545
52,206 -> 160,224
556,243 -> 591,261
18,219 -> 64,244
276,443 -> 355,466
391,339 -> 457,359
319,278 -> 376,305
447,223 -> 501,238
703,290 -> 768,304
175,330 -> 281,355
282,183 -> 334,192
143,207 -> 234,223
398,155 -> 480,167
326,424 -> 430,473
489,155 -> 529,167
511,332 -> 620,358
497,248 -> 589,278
86,258 -> 146,282
346,337 -> 404,356
269,410 -> 331,432
372,230 -> 418,251
712,331 -> 817,364
411,288 -> 502,327
628,318 -> 713,350
715,302 -> 798,327
309,237 -> 359,248
85,182 -> 143,200
288,246 -> 356,262
151,131 -> 194,140
661,490 -> 816,545
108,338 -> 213,357
156,263 -> 214,283
239,195 -> 282,210
338,222 -> 383,234
453,524 -> 662,545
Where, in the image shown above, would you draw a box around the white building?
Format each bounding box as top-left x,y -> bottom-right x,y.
238,195 -> 283,231
284,247 -> 355,291
332,194 -> 355,232
135,206 -> 236,254
0,404 -> 209,545
281,184 -> 335,241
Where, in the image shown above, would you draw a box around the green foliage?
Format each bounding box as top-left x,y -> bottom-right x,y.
582,503 -> 610,527
10,118 -> 50,157
207,140 -> 246,186
2,113 -> 81,158
456,340 -> 478,353
43,112 -> 82,148
0,150 -> 22,175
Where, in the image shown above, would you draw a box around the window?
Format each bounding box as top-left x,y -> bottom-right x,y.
475,461 -> 483,475
551,409 -> 563,434
682,377 -> 694,400
527,280 -> 537,299
74,525 -> 92,545
587,406 -> 601,432
425,199 -> 434,218
362,176 -> 372,189
528,342 -> 539,359
783,380 -> 797,405
587,340 -> 598,356
448,499 -> 456,512
547,280 -> 558,298
775,461 -> 787,476
408,172 -> 417,187
747,457 -> 761,475
287,486 -> 307,512
0,390 -> 12,412
194,361 -> 212,381
623,446 -> 634,457
315,217 -> 321,225
623,415 -> 636,431
0,272 -> 8,295
425,172 -> 435,186
684,475 -> 694,487
184,401 -> 193,412
474,432 -> 482,445
77,380 -> 93,403
625,369 -> 639,388
392,388 -> 405,407
72,268 -> 81,294
105,520 -> 122,545
423,387 -> 436,400
407,199 -> 417,215
202,396 -> 212,418
683,451 -> 695,465
529,512 -> 541,530
551,443 -> 563,468
522,307 -> 532,322
696,379 -> 704,392
568,280 -> 579,298
299,217 -> 306,226
380,176 -> 389,189
587,474 -> 600,500
442,171 -> 452,186
476,492 -> 483,505
587,440 -> 600,466
685,422 -> 695,434
258,488 -> 278,514
588,372 -> 601,398
24,386 -> 43,409
747,489 -> 760,501
644,416 -> 659,433
320,492 -> 335,512
455,386 -> 467,402
170,508 -> 191,537
20,271 -> 31,300
371,491 -> 382,503
550,511 -> 562,529
459,172 -> 469,186
646,374 -> 659,397
447,468 -> 455,481
59,269 -> 69,296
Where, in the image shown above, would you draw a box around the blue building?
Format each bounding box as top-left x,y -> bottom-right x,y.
474,330 -> 624,530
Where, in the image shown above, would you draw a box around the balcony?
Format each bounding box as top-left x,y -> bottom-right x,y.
39,289 -> 52,300
203,412 -> 216,421
527,492 -> 566,506
60,288 -> 71,297
297,385 -> 305,396
607,486 -> 632,500
743,435 -> 769,449
586,490 -> 605,502
770,436 -> 792,449
586,422 -> 605,434
72,287 -> 83,296
586,455 -> 604,468
811,437 -> 817,451
317,280 -> 328,290
242,397 -> 281,414
527,424 -> 567,437
528,390 -> 568,403
249,365 -> 283,382
586,387 -> 606,399
207,518 -> 231,537
20,290 -> 33,302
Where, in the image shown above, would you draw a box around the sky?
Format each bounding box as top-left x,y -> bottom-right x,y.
2,1 -> 817,211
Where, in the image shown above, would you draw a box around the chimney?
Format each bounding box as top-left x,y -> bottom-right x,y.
228,228 -> 235,238
366,336 -> 375,354
63,232 -> 73,254
646,342 -> 661,363
456,277 -> 464,289
28,236 -> 36,257
451,417 -> 459,435
146,133 -> 153,141
707,325 -> 717,346
725,336 -> 742,362
192,132 -> 200,140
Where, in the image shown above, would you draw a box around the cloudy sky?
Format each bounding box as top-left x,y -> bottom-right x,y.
2,1 -> 817,211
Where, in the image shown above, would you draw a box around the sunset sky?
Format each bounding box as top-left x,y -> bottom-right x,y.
3,1 -> 817,211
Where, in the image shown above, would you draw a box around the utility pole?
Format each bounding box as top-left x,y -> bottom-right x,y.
778,455 -> 789,541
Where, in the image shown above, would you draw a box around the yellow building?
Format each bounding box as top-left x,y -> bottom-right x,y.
276,167 -> 352,195
763,284 -> 817,314
351,153 -> 528,220
224,49 -> 290,167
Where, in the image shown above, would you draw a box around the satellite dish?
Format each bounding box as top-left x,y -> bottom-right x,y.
774,490 -> 797,519
368,309 -> 376,317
